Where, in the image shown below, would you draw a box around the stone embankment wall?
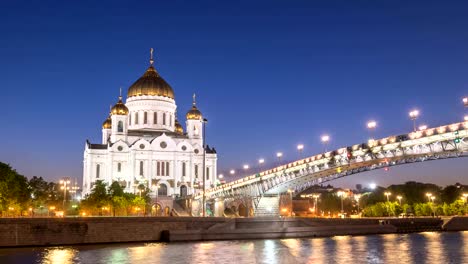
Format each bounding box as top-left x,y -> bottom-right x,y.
0,217 -> 457,247
443,216 -> 468,231
0,217 -> 226,247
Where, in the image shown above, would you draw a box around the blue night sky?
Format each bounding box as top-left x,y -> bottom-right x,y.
0,0 -> 467,188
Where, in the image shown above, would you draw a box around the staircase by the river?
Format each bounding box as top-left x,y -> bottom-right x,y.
255,195 -> 280,217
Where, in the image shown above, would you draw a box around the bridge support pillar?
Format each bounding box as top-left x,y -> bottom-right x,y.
214,198 -> 225,217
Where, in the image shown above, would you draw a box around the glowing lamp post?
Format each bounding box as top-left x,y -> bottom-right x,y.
426,193 -> 432,203
243,164 -> 249,170
321,135 -> 330,152
384,191 -> 391,202
312,194 -> 320,216
409,110 -> 420,132
276,152 -> 283,165
287,189 -> 294,217
367,121 -> 377,140
463,97 -> 468,107
396,195 -> 403,206
230,169 -> 235,175
354,194 -> 362,215
60,178 -> 71,211
337,191 -> 345,216
462,193 -> 468,203
297,144 -> 304,158
258,158 -> 265,170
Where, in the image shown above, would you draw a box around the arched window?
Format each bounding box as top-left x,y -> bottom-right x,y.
135,112 -> 139,125
139,161 -> 144,176
158,183 -> 168,196
180,185 -> 187,197
129,114 -> 132,125
96,164 -> 100,178
153,112 -> 157,124
117,121 -> 123,132
117,163 -> 121,172
195,165 -> 199,178
182,162 -> 186,177
170,115 -> 172,126
206,167 -> 210,180
144,112 -> 148,124
163,113 -> 166,125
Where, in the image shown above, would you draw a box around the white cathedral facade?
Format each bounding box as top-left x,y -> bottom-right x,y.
82,52 -> 217,200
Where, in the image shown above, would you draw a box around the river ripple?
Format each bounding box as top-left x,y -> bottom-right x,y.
0,231 -> 467,264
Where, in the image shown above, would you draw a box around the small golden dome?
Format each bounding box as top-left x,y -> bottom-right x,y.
127,65 -> 175,99
111,97 -> 129,115
175,119 -> 184,135
102,116 -> 111,129
186,93 -> 202,120
186,105 -> 202,120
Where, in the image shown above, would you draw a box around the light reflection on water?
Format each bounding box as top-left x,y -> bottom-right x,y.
0,232 -> 467,264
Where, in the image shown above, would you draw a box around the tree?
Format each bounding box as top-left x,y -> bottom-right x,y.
80,180 -> 110,215
0,162 -> 31,215
29,176 -> 61,210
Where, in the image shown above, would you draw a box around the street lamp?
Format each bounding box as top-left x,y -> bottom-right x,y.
384,191 -> 391,202
276,152 -> 283,165
321,135 -> 330,152
243,164 -> 250,170
287,189 -> 294,217
297,144 -> 304,158
426,192 -> 432,203
202,118 -> 208,217
312,194 -> 320,216
229,169 -> 235,175
60,178 -> 71,210
464,115 -> 468,122
463,97 -> 468,107
409,109 -> 420,132
430,196 -> 435,203
369,183 -> 377,190
337,191 -> 345,216
367,121 -> 377,140
396,195 -> 402,206
462,193 -> 468,203
258,158 -> 265,170
354,194 -> 361,215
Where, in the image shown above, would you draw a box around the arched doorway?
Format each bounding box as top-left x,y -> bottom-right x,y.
238,204 -> 248,217
158,183 -> 168,196
152,203 -> 162,216
180,185 -> 187,197
164,206 -> 170,216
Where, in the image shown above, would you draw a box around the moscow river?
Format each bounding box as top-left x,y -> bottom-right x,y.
1,232 -> 467,264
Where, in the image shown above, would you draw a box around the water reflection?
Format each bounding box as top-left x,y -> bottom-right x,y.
41,247 -> 78,264
0,232 -> 467,264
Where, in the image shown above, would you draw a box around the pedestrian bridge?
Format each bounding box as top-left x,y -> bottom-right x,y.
193,121 -> 468,216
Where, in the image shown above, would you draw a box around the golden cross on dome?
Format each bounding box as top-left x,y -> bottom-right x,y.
193,93 -> 196,106
150,48 -> 154,65
119,87 -> 123,100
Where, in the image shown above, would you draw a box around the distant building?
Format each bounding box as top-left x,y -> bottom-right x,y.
82,51 -> 217,203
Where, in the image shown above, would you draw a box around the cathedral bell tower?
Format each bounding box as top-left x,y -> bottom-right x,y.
110,90 -> 129,143
186,94 -> 203,140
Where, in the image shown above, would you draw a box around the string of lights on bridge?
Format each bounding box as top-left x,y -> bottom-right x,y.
217,96 -> 468,184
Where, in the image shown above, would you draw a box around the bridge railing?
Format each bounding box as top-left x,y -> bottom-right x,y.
195,121 -> 468,200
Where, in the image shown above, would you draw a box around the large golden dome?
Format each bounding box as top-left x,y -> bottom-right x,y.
127,65 -> 175,99
102,116 -> 111,129
111,97 -> 129,115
